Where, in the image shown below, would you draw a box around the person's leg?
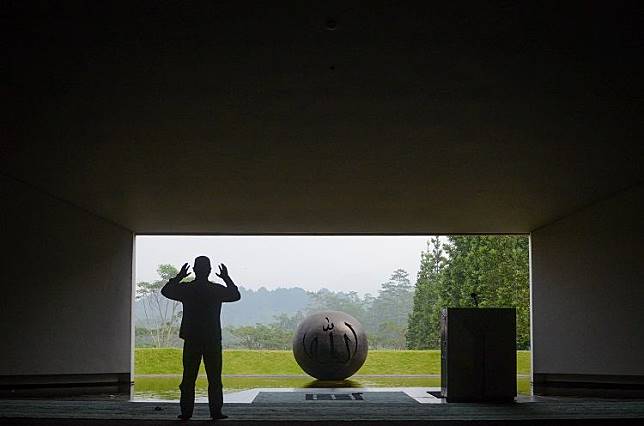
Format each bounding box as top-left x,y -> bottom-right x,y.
179,340 -> 202,419
202,340 -> 225,419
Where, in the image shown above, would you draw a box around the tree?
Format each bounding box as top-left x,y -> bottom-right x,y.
367,269 -> 414,349
228,321 -> 296,350
306,288 -> 370,325
304,272 -> 414,349
407,236 -> 530,350
407,237 -> 445,349
272,311 -> 306,332
439,235 -> 530,348
136,264 -> 184,348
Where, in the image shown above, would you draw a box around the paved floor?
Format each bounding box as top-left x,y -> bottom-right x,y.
3,387 -> 644,425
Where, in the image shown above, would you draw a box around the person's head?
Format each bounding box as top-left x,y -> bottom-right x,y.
193,256 -> 211,279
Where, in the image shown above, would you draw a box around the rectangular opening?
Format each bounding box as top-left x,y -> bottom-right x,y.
132,234 -> 530,401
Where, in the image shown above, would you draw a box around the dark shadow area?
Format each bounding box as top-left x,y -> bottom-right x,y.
305,380 -> 362,388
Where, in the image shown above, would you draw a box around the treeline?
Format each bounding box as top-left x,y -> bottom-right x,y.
136,267 -> 414,349
224,270 -> 414,350
136,235 -> 530,350
222,313 -> 303,350
407,236 -> 530,350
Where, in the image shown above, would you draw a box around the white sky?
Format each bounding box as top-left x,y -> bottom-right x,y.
135,236 -> 433,295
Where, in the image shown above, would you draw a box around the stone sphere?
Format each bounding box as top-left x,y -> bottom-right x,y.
293,311 -> 368,380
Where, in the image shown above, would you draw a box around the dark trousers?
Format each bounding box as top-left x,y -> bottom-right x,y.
179,339 -> 223,417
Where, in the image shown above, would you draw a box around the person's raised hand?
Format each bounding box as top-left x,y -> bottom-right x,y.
176,263 -> 191,281
216,263 -> 229,280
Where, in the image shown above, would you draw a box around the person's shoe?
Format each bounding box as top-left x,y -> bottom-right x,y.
177,414 -> 192,420
210,412 -> 228,420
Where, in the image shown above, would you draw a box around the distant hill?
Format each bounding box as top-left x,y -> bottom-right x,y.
134,286 -> 312,327
222,286 -> 312,326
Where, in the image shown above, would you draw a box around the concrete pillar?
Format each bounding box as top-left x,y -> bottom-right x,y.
0,176 -> 134,393
530,184 -> 644,396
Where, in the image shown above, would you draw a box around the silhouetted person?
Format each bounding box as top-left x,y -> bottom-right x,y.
161,256 -> 241,420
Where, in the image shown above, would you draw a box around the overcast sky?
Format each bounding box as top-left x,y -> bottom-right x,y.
135,236 -> 434,295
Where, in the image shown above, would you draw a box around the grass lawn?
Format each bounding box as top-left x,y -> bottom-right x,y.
135,348 -> 531,375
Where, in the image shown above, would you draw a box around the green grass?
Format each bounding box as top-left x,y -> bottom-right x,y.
135,349 -> 531,375
133,349 -> 533,398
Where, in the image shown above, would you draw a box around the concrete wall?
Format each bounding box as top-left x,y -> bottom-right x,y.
0,175 -> 133,381
531,184 -> 644,389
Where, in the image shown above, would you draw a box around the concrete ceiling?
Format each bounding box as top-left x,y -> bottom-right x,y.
5,1 -> 644,233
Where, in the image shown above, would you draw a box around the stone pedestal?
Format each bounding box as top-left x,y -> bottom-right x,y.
441,308 -> 517,402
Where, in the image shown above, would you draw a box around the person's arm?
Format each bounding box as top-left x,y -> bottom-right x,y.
161,263 -> 191,301
215,263 -> 241,302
